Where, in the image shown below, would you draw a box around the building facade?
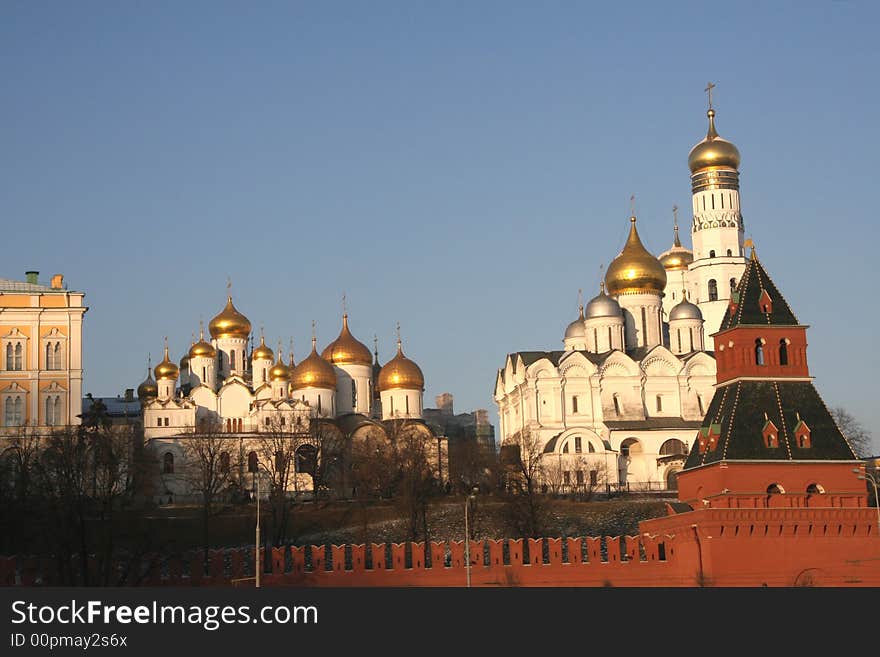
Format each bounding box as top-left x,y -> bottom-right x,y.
0,271 -> 86,433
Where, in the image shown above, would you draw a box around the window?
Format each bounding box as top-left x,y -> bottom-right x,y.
806,483 -> 824,494
676,329 -> 681,353
220,451 -> 230,473
766,483 -> 783,494
265,417 -> 271,426
202,366 -> 207,381
755,339 -> 764,366
275,450 -> 285,472
45,342 -> 62,370
6,342 -> 23,371
708,279 -> 718,301
248,451 -> 258,473
697,395 -> 705,415
4,396 -> 24,427
730,278 -> 736,294
576,470 -> 584,486
659,439 -> 687,456
640,307 -> 647,346
163,452 -> 174,474
406,395 -> 410,414
45,396 -> 60,426
709,250 -> 716,258
656,395 -> 663,412
727,249 -> 732,257
574,436 -> 582,453
563,471 -> 571,485
562,441 -> 569,454
351,380 -> 357,408
157,418 -> 162,427
572,396 -> 578,414
590,470 -> 598,487
230,350 -> 236,371
779,339 -> 788,366
613,394 -> 621,417
588,442 -> 595,453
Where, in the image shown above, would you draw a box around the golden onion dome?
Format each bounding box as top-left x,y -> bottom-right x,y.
321,314 -> 372,366
188,324 -> 216,359
209,295 -> 252,340
269,353 -> 290,381
252,334 -> 274,361
377,340 -> 425,392
292,338 -> 338,390
137,362 -> 158,400
154,343 -> 179,381
605,216 -> 667,296
658,224 -> 694,272
688,109 -> 741,173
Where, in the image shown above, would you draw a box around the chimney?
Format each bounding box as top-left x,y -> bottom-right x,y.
50,274 -> 64,289
25,271 -> 39,285
124,388 -> 134,402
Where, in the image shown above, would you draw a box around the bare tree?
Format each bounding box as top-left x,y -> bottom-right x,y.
500,428 -> 550,538
570,456 -> 609,502
830,407 -> 874,458
255,417 -> 306,545
387,420 -> 436,543
309,419 -> 348,497
181,424 -> 237,565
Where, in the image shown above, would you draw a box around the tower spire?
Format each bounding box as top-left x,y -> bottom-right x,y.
672,205 -> 682,247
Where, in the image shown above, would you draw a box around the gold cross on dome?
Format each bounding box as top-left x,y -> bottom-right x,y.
705,82 -> 716,110
630,194 -> 636,216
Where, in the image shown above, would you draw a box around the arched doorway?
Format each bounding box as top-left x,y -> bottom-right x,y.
665,467 -> 681,491
618,438 -> 642,487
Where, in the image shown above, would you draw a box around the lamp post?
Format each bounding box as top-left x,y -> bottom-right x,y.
255,469 -> 261,588
464,487 -> 478,588
853,467 -> 880,537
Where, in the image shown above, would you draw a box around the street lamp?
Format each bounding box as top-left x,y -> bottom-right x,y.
464,486 -> 478,588
853,467 -> 880,538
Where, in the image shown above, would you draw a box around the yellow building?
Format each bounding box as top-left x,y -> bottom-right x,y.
0,271 -> 87,432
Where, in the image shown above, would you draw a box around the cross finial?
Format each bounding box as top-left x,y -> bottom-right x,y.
577,287 -> 583,311
629,194 -> 636,217
342,292 -> 347,316
226,277 -> 232,296
199,318 -> 204,340
705,81 -> 715,110
672,204 -> 679,228
395,321 -> 401,346
373,334 -> 379,356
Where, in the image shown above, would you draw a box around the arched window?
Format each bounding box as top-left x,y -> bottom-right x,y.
572,396 -> 579,413
4,397 -> 13,426
655,395 -> 662,412
351,380 -> 357,408
779,339 -> 788,365
574,436 -> 582,453
588,442 -> 595,453
766,483 -> 783,494
45,396 -> 54,426
230,350 -> 236,371
709,250 -> 716,258
708,279 -> 718,301
13,397 -> 22,425
612,394 -> 621,417
5,344 -> 11,370
659,439 -> 687,455
14,343 -> 22,370
248,451 -> 258,473
46,343 -> 52,369
220,451 -> 230,473
755,339 -> 764,365
54,397 -> 62,425
806,483 -> 824,494
727,249 -> 732,257
562,441 -> 569,454
163,452 -> 174,474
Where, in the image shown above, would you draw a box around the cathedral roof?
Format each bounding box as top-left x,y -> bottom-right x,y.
720,252 -> 799,331
605,418 -> 702,431
683,380 -> 857,469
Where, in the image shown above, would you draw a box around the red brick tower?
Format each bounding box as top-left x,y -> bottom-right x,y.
636,249 -> 879,586
675,248 -> 864,506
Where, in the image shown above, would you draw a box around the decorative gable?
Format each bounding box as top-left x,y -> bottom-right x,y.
762,418 -> 779,449
759,289 -> 773,314
794,414 -> 811,449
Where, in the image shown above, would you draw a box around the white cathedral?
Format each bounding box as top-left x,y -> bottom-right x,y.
137,299 -> 431,498
494,99 -> 747,492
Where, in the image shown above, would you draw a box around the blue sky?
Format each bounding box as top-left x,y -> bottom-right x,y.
2,1 -> 878,451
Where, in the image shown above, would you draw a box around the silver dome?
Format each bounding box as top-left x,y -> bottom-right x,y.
565,316 -> 586,339
584,291 -> 622,319
669,298 -> 703,321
